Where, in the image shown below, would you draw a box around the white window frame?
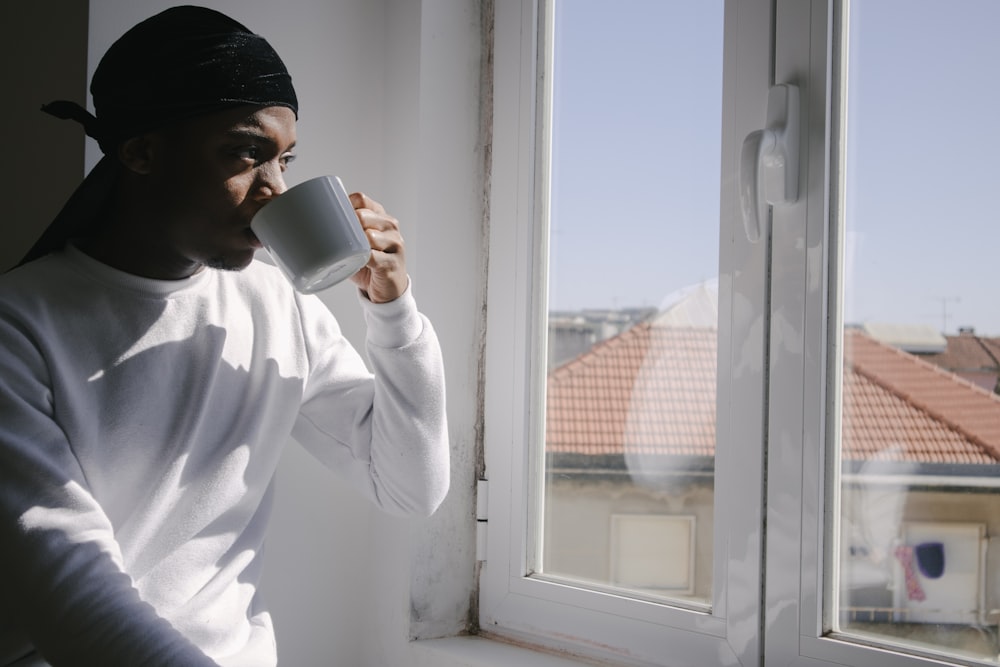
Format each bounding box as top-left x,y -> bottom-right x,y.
482,0 -> 990,665
480,0 -> 772,664
762,1 -> 994,666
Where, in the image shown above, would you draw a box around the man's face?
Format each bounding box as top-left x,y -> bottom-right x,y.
141,105 -> 297,272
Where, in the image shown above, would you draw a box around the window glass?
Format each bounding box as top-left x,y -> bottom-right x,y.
834,1 -> 1000,661
610,514 -> 696,594
540,0 -> 724,608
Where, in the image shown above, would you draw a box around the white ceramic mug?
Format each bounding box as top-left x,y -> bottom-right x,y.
251,176 -> 371,293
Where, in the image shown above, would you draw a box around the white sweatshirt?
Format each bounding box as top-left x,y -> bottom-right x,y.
0,246 -> 449,666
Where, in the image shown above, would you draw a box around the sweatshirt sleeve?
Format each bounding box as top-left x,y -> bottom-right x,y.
0,315 -> 219,667
291,283 -> 450,517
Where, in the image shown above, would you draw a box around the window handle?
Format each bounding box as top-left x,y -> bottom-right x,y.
739,83 -> 800,242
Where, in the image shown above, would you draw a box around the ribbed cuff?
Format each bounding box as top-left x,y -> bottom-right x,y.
359,278 -> 424,348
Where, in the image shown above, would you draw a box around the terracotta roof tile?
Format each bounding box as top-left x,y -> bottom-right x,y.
922,333 -> 1000,372
846,330 -> 1000,461
842,371 -> 994,465
546,324 -> 1000,465
918,333 -> 1000,393
547,325 -> 717,457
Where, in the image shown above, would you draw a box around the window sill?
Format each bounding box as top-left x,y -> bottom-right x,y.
410,636 -> 597,667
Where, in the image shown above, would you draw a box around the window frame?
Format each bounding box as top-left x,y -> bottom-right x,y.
481,0 -> 989,664
762,1 -> 996,666
479,0 -> 773,664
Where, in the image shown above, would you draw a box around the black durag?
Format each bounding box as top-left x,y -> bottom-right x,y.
17,5 -> 299,267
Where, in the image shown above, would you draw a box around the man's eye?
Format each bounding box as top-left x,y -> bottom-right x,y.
280,153 -> 296,169
233,146 -> 259,162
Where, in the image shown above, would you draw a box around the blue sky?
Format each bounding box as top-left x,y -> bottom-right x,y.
549,0 -> 1000,336
844,0 -> 1000,335
548,0 -> 723,313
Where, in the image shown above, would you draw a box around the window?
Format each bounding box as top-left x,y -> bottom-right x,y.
829,0 -> 1000,662
481,0 -> 1000,665
482,0 -> 770,662
540,0 -> 722,610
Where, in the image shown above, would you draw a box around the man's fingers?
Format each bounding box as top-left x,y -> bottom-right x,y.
349,191 -> 386,215
365,228 -> 403,254
356,209 -> 400,234
353,203 -> 403,252
346,191 -> 409,303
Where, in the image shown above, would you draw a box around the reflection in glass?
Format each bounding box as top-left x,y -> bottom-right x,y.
539,0 -> 723,608
834,1 -> 1000,662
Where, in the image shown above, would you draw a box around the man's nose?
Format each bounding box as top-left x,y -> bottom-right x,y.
255,163 -> 288,200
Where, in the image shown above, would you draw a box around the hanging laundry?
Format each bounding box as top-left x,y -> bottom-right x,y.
894,545 -> 926,602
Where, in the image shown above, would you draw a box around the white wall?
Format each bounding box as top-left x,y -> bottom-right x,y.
84,1 -> 484,664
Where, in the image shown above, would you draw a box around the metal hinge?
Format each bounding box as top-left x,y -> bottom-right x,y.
476,479 -> 488,561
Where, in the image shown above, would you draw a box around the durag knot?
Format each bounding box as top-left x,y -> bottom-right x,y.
40,101 -> 109,151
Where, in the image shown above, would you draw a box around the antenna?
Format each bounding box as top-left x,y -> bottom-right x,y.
929,296 -> 961,333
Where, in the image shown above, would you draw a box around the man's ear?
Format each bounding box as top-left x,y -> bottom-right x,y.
117,134 -> 158,175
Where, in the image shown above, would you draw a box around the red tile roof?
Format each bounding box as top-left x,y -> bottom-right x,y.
846,331 -> 1000,463
925,333 -> 1000,372
546,324 -> 1000,465
547,325 -> 716,457
919,333 -> 1000,393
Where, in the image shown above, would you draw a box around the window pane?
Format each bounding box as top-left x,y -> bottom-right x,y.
540,0 -> 723,608
611,515 -> 695,594
834,1 -> 1000,661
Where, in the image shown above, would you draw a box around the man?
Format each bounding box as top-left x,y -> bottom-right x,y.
0,6 -> 449,666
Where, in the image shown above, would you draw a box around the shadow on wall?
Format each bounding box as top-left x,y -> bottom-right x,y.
2,1 -> 89,272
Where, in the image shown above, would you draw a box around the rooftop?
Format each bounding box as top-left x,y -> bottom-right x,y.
919,330 -> 1000,394
546,323 -> 1000,466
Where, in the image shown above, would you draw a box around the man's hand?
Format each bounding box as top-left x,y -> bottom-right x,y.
348,192 -> 408,303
